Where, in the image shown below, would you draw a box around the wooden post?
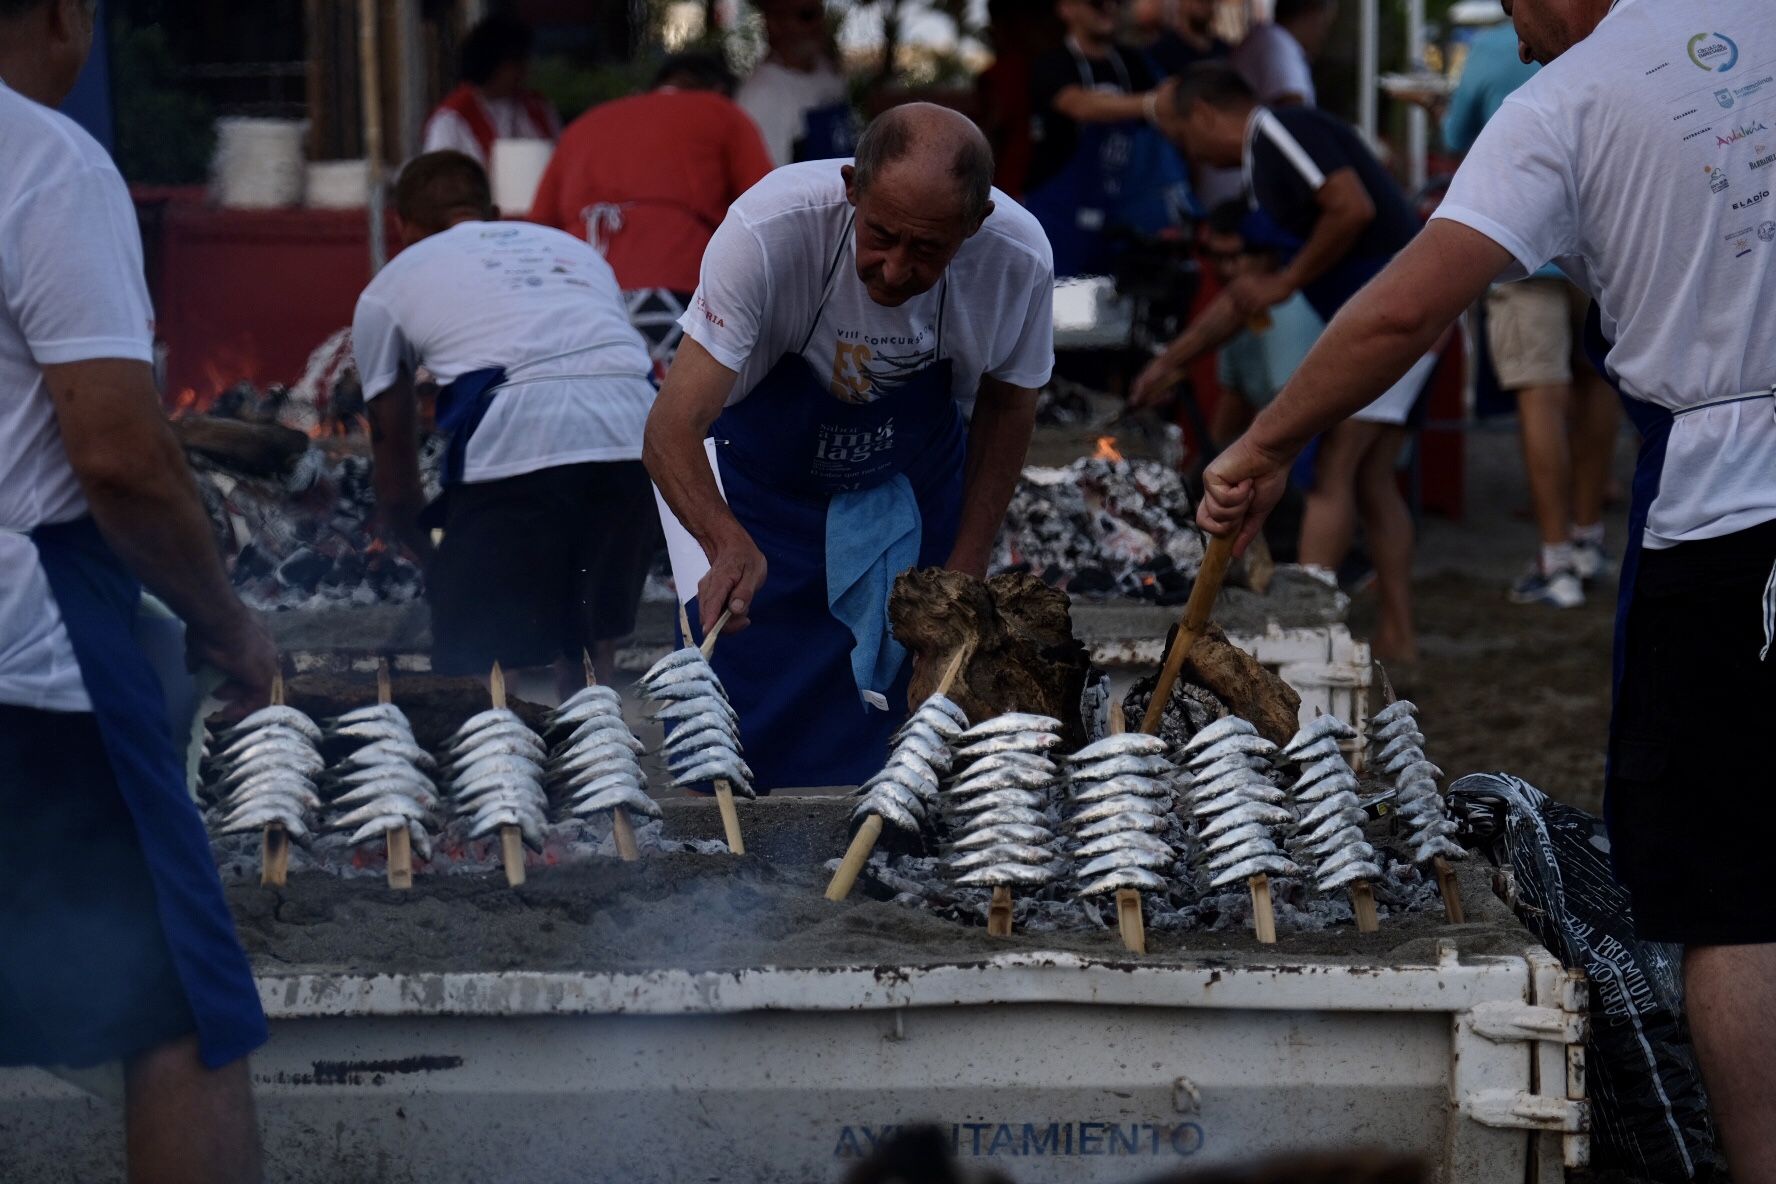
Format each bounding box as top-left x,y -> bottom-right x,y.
488,661 -> 525,886
1433,856 -> 1465,923
611,809 -> 641,861
1349,881 -> 1380,933
261,823 -> 290,888
713,780 -> 746,854
1249,873 -> 1278,944
1116,888 -> 1147,954
987,885 -> 1014,937
1140,534 -> 1235,735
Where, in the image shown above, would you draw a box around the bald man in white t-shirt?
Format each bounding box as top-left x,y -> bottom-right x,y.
1197,1 -> 1776,1170
645,104 -> 1054,792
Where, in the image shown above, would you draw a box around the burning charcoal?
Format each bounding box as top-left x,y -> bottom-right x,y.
275,547 -> 333,591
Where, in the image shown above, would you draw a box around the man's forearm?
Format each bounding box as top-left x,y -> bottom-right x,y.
84,430 -> 251,639
367,380 -> 432,559
949,381 -> 1038,576
1163,289 -> 1248,373
1055,87 -> 1152,124
642,393 -> 747,555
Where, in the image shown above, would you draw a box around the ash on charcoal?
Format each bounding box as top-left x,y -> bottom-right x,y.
992,457 -> 1222,602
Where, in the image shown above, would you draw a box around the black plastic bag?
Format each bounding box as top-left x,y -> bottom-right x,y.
1448,774 -> 1724,1182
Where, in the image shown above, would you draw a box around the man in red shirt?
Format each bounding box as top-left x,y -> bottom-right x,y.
423,14 -> 559,170
530,52 -> 774,379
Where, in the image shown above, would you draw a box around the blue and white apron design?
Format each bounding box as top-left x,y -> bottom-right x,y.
691,214 -> 967,791
26,517 -> 266,1069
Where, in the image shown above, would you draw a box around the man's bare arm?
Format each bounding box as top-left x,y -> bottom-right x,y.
44,358 -> 277,709
1199,220 -> 1514,549
642,336 -> 764,635
1052,85 -> 1153,124
949,377 -> 1038,578
365,372 -> 434,565
1129,287 -> 1250,407
1274,168 -> 1378,295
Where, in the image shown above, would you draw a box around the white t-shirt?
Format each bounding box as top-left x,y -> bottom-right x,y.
679,160 -> 1055,417
0,81 -> 156,713
421,95 -> 558,169
1232,23 -> 1317,106
353,221 -> 656,482
735,60 -> 849,167
1432,0 -> 1776,548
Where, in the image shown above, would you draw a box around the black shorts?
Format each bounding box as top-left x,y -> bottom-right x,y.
0,705 -> 196,1068
1608,518 -> 1776,946
429,460 -> 660,675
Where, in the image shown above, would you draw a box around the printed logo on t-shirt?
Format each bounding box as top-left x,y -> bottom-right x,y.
1707,164 -> 1733,194
1717,89 -> 1736,110
1732,190 -> 1770,211
826,328 -> 937,404
1719,121 -> 1768,148
1759,222 -> 1776,242
1752,145 -> 1776,171
1688,32 -> 1740,74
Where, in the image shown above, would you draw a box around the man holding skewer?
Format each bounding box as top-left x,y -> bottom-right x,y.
0,0 -> 271,1175
644,104 -> 1055,792
1195,0 -> 1776,1172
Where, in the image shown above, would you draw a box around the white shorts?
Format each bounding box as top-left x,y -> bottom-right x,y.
1351,351 -> 1439,426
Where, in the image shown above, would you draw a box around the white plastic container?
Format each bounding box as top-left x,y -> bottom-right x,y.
304,159 -> 369,209
212,118 -> 306,209
490,137 -> 552,214
0,944 -> 1586,1182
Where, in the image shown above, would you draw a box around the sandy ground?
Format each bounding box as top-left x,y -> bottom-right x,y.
1348,422 -> 1634,816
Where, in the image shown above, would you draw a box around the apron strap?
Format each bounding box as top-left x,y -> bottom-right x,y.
800,210 -> 857,355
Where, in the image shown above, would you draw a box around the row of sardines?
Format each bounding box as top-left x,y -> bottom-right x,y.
200,644 -> 754,871
852,692 -> 1462,928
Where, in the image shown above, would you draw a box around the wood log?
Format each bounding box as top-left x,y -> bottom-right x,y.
172,416 -> 309,477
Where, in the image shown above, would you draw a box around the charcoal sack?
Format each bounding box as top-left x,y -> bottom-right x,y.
1448,773 -> 1723,1182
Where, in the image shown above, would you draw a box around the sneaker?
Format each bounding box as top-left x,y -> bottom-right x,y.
1571,538 -> 1611,584
1509,564 -> 1585,608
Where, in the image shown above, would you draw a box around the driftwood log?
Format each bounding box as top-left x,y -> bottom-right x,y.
1125,621 -> 1301,747
890,569 -> 1091,746
172,416 -> 309,478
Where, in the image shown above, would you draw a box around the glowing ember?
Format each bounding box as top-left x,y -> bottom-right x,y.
1092,435 -> 1125,463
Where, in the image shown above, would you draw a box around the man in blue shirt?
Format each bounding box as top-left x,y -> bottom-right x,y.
1419,20 -> 1621,609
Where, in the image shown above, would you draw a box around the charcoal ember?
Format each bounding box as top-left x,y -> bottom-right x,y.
1069,567 -> 1115,596
275,548 -> 333,591
1120,679 -> 1225,747
233,543 -> 274,581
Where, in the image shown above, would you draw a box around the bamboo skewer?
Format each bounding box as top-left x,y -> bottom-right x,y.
579,649 -> 640,862
376,657 -> 413,890
987,886 -> 1014,937
488,661 -> 525,887
1140,533 -> 1235,736
1104,695 -> 1149,955
680,602 -> 746,854
825,644 -> 972,902
261,669 -> 290,887
1376,668 -> 1464,924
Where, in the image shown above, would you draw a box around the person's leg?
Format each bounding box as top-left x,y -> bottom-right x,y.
1685,944 -> 1776,1180
1297,419 -> 1381,572
1354,427 -> 1417,665
125,1035 -> 260,1184
1569,367 -> 1620,542
1516,384 -> 1574,548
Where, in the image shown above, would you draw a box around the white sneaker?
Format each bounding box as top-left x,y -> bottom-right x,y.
1571,538 -> 1610,584
1508,564 -> 1584,608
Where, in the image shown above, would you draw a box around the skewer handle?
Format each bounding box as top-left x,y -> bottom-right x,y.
386,825 -> 413,890
1140,534 -> 1235,735
611,808 -> 641,862
1349,881 -> 1379,933
582,648 -> 598,688
500,824 -> 525,887
1432,856 -> 1465,923
824,814 -> 884,902
1248,873 -> 1277,944
987,885 -> 1014,937
270,669 -> 285,708
489,661 -> 507,710
698,608 -> 734,659
376,656 -> 391,705
1115,887 -> 1146,955
934,643 -> 971,699
261,823 -> 290,888
713,779 -> 746,854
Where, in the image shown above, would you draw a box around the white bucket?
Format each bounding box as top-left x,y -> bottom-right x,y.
213,117 -> 307,209
305,159 -> 370,209
490,137 -> 553,215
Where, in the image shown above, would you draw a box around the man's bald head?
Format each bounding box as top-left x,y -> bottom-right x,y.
851,103 -> 995,227
841,105 -> 998,307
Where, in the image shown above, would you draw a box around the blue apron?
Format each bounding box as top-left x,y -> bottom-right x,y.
1022,43 -> 1188,278
797,100 -> 858,163
692,216 -> 966,790
28,517 -> 266,1070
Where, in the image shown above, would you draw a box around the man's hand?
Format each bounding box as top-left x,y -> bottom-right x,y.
1129,354 -> 1181,409
187,607 -> 279,718
697,524 -> 767,636
1197,433 -> 1292,554
945,540 -> 992,581
1226,273 -> 1296,321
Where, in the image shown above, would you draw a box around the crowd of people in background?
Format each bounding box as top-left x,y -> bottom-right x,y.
419,0 -> 1622,669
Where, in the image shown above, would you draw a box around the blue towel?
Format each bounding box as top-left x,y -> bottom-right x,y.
826,475 -> 921,709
